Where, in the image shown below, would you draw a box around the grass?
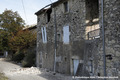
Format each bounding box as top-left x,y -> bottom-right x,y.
0,73 -> 8,80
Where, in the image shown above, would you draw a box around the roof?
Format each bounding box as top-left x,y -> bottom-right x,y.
23,25 -> 37,31
35,0 -> 67,15
27,25 -> 37,30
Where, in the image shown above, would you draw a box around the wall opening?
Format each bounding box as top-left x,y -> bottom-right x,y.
37,17 -> 40,23
64,1 -> 69,13
64,57 -> 67,61
57,33 -> 61,42
85,0 -> 100,40
46,8 -> 52,23
63,26 -> 70,44
98,73 -> 100,76
41,27 -> 47,43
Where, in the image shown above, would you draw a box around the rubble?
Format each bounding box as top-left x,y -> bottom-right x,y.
9,67 -> 41,75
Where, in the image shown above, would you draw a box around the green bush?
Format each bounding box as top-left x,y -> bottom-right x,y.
22,52 -> 36,67
12,51 -> 25,63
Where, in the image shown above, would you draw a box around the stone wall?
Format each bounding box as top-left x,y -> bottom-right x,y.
85,0 -> 100,40
36,0 -> 86,75
36,0 -> 120,78
83,1 -> 120,79
97,0 -> 120,79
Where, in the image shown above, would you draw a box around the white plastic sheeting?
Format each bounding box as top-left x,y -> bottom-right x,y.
41,27 -> 47,43
63,26 -> 70,44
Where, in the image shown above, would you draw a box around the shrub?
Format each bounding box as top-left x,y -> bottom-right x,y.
22,52 -> 36,67
12,51 -> 24,63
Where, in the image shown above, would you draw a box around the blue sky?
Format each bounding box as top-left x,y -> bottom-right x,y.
0,0 -> 57,25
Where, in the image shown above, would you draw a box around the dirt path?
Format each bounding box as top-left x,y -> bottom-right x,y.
0,58 -> 73,80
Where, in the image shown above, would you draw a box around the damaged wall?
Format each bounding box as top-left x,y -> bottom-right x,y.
97,0 -> 120,78
84,0 -> 120,80
36,0 -> 120,78
36,0 -> 86,75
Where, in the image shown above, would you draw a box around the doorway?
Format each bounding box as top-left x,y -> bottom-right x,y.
73,59 -> 79,76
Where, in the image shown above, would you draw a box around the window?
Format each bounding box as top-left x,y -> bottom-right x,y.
46,8 -> 52,23
57,32 -> 61,41
63,26 -> 70,44
37,17 -> 40,23
41,27 -> 47,43
64,1 -> 68,12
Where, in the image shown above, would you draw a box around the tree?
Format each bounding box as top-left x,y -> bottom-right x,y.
0,9 -> 36,65
0,9 -> 25,34
8,30 -> 36,63
0,9 -> 25,51
0,30 -> 9,51
9,30 -> 36,53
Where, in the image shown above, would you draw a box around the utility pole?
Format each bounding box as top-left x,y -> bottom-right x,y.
101,0 -> 106,80
53,4 -> 57,75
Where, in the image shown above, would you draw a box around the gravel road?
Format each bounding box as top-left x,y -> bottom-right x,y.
0,58 -> 73,80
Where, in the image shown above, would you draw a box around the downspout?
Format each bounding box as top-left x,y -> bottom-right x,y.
101,0 -> 106,79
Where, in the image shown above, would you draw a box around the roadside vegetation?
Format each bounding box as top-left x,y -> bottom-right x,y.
0,73 -> 8,80
0,9 -> 36,67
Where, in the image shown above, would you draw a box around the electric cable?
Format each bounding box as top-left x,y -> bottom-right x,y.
21,0 -> 28,24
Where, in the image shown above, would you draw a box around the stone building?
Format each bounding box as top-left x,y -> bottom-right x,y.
35,0 -> 120,79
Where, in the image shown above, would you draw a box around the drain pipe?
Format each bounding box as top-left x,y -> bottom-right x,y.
101,0 -> 106,79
